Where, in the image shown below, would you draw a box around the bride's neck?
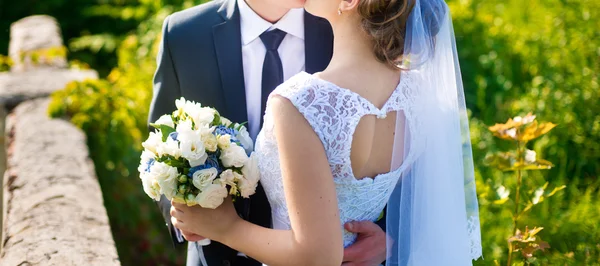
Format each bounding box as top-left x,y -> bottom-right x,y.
328,16 -> 384,72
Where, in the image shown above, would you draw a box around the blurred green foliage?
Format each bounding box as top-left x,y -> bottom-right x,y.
449,0 -> 600,264
21,0 -> 598,264
0,0 -> 198,76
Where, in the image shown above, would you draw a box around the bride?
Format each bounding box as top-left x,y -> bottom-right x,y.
170,0 -> 482,265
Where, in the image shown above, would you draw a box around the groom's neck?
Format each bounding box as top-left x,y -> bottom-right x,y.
244,0 -> 290,23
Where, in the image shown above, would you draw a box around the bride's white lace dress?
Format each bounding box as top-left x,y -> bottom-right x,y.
255,71 -> 421,247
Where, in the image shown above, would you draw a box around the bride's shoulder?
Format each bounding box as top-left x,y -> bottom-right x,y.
272,72 -> 317,97
270,72 -> 331,106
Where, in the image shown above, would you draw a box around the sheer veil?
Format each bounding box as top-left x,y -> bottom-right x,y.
387,0 -> 482,264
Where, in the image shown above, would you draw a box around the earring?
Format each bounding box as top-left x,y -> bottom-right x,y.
338,8 -> 342,15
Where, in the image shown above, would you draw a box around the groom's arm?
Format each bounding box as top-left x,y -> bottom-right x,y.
149,15 -> 183,247
149,15 -> 181,125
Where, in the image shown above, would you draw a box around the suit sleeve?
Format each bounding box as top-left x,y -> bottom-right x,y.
149,15 -> 181,126
149,15 -> 184,246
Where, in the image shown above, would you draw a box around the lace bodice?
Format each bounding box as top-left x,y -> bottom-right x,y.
255,71 -> 421,247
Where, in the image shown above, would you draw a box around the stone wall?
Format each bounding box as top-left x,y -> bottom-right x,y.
0,16 -> 120,265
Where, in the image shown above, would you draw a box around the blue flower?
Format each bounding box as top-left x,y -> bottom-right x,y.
214,125 -> 242,146
188,154 -> 221,177
145,158 -> 155,173
214,126 -> 238,138
168,132 -> 179,141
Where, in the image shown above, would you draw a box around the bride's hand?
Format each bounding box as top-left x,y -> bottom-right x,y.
170,197 -> 240,242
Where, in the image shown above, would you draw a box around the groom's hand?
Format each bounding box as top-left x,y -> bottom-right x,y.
180,229 -> 206,242
342,221 -> 387,266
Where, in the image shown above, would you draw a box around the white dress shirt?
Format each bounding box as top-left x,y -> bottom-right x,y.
237,0 -> 306,140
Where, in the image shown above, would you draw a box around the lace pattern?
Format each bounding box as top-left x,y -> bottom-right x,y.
255,72 -> 421,247
468,215 -> 483,260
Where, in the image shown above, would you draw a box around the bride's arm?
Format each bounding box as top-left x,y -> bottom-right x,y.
224,95 -> 343,265
172,95 -> 343,266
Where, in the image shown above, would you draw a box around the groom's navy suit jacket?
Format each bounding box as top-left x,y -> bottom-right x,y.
149,0 -> 334,265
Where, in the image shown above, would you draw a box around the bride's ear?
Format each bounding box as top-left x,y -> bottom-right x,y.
339,0 -> 360,14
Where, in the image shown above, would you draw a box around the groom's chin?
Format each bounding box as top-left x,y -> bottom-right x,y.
290,0 -> 306,8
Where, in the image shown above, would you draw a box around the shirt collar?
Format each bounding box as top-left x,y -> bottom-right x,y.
237,0 -> 305,46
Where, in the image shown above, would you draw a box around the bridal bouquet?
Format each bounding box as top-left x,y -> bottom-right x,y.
139,97 -> 259,209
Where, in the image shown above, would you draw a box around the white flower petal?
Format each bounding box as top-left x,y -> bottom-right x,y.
195,183 -> 228,209
220,143 -> 248,168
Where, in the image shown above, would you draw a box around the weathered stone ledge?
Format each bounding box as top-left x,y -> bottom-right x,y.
0,14 -> 119,266
0,99 -> 120,266
0,68 -> 97,110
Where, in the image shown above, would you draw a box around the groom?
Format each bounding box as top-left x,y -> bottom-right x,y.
149,0 -> 387,265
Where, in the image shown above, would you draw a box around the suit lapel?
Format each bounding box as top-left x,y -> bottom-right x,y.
211,5 -> 333,122
213,0 -> 248,123
304,12 -> 334,74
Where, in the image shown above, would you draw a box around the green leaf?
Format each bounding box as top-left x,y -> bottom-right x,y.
165,158 -> 186,168
157,124 -> 176,142
212,113 -> 221,126
546,185 -> 567,197
531,183 -> 548,205
235,121 -> 248,130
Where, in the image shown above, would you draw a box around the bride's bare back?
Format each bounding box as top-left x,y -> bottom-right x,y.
315,67 -> 406,180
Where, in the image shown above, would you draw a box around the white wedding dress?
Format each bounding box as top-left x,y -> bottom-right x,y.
255,70 -> 422,247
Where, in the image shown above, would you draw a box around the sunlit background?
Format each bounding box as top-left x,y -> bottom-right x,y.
1,0 -> 598,265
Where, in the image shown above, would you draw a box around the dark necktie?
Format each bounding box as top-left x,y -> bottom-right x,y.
259,29 -> 287,127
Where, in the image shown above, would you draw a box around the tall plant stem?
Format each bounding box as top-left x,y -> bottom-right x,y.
507,141 -> 524,266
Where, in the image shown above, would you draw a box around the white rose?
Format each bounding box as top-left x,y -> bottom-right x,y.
238,176 -> 258,198
140,150 -> 155,164
217,134 -> 231,150
174,97 -> 190,118
175,97 -> 187,110
138,150 -> 156,174
202,132 -> 218,152
219,169 -> 236,187
137,163 -> 147,176
187,155 -> 208,168
236,126 -> 254,153
220,117 -> 232,127
154,114 -> 175,128
242,153 -> 260,184
233,171 -> 244,182
141,174 -> 162,201
142,131 -> 163,154
192,168 -> 219,190
195,183 -> 228,209
220,143 -> 248,168
177,120 -> 208,167
183,100 -> 202,116
190,107 -> 216,127
176,118 -> 195,133
157,137 -> 181,158
150,161 -> 179,200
